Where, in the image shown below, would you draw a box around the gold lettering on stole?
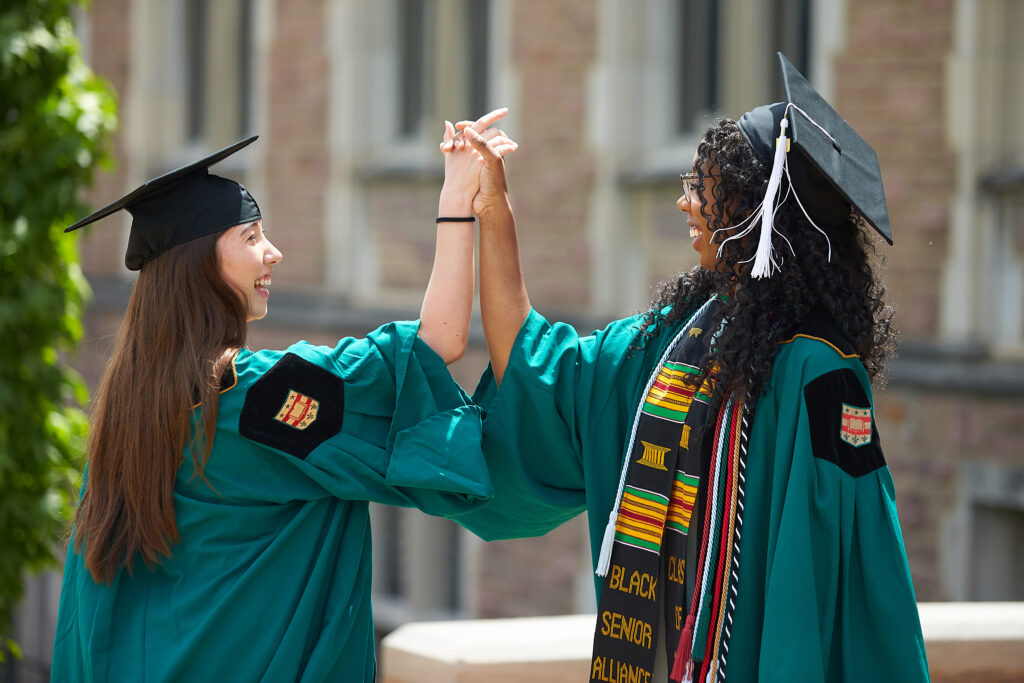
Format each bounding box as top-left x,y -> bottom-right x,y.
609,564 -> 623,590
591,656 -> 651,683
608,565 -> 657,601
600,610 -> 653,649
668,556 -> 685,584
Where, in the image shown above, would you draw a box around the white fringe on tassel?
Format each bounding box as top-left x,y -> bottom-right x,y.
595,509 -> 617,577
750,117 -> 789,278
713,102 -> 838,278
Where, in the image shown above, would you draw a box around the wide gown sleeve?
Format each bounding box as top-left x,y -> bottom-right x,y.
458,308 -> 649,541
741,345 -> 930,682
211,320 -> 493,517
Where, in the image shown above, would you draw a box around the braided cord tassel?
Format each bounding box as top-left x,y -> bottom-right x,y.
751,117 -> 789,279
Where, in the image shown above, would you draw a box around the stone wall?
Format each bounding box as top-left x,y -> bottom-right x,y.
45,0 -> 1023,655
834,0 -> 956,342
380,604 -> 1024,683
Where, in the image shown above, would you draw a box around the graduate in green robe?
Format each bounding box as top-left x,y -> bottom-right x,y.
51,114 -> 518,682
457,54 -> 930,682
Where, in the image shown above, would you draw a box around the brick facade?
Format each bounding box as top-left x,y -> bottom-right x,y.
59,0 -> 1024,641
77,0 -> 132,275
834,0 -> 959,601
835,0 -> 956,342
508,0 -> 597,310
265,0 -> 330,290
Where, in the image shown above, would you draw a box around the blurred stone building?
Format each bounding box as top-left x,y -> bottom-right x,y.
10,0 -> 1024,679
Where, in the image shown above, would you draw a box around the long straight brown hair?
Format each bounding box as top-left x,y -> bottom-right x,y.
74,230 -> 248,584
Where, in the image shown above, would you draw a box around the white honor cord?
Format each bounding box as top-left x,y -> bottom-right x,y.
691,394 -> 734,645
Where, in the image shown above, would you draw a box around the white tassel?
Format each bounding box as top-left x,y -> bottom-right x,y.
595,509 -> 617,577
750,117 -> 789,279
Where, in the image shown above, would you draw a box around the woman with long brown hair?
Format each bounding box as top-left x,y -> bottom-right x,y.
52,112 -> 517,682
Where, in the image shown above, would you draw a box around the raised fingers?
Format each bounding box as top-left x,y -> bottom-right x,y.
472,107 -> 508,133
475,127 -> 508,142
440,120 -> 457,153
454,107 -> 509,133
487,137 -> 519,158
469,127 -> 519,149
464,127 -> 512,161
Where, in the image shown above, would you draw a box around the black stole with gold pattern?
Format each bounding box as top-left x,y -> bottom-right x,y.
589,297 -> 723,683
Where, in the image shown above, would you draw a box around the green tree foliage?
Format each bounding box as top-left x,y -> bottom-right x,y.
0,0 -> 116,658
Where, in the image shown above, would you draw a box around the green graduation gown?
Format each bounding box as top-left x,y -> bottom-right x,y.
52,321 -> 493,682
460,308 -> 930,682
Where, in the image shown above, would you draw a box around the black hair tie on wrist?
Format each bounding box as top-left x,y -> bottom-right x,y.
436,216 -> 476,223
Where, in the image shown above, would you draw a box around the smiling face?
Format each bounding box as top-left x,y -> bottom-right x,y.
678,154 -> 721,271
216,220 -> 282,322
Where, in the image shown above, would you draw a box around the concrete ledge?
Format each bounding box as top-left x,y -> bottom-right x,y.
381,614 -> 593,683
381,603 -> 1024,683
920,602 -> 1024,681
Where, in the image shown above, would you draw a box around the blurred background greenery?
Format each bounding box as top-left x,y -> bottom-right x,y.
0,0 -> 115,664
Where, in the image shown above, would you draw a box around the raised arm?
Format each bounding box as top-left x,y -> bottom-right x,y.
465,125 -> 530,384
418,109 -> 511,363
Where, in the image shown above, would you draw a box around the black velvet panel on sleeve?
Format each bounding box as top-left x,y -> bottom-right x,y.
803,368 -> 886,477
239,353 -> 345,460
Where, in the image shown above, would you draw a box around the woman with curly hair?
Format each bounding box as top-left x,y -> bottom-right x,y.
458,55 -> 929,682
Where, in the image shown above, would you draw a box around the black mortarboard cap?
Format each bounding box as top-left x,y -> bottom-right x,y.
65,136 -> 262,270
737,53 -> 892,244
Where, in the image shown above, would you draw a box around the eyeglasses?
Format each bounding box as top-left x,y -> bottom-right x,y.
679,172 -> 719,204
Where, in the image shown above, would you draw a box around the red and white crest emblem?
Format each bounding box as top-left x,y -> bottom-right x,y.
274,390 -> 320,430
839,403 -> 872,447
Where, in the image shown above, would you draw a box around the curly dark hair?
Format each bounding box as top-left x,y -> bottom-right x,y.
636,117 -> 897,407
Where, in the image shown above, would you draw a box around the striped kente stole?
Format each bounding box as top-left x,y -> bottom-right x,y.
590,296 -> 723,683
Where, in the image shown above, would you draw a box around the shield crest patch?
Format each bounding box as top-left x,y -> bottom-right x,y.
274,389 -> 320,430
839,403 -> 872,447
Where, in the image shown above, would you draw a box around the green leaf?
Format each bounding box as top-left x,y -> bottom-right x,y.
0,0 -> 116,646
2,636 -> 24,662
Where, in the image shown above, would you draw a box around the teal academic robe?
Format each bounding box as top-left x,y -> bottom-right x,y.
460,308 -> 930,682
52,321 -> 493,683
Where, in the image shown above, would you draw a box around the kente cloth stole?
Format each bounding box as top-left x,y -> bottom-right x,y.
589,296 -> 723,683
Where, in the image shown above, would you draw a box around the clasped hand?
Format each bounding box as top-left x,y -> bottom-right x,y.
439,107 -> 518,219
